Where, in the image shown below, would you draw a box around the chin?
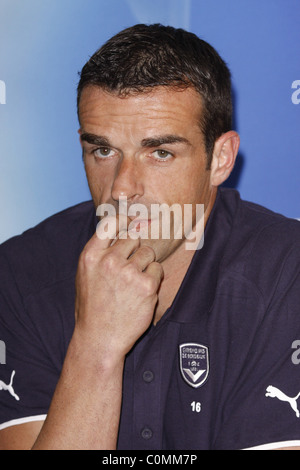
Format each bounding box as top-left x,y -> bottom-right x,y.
139,237 -> 184,263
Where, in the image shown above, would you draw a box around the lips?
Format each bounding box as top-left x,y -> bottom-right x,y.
128,219 -> 152,232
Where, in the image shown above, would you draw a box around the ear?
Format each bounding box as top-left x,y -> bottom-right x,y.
210,131 -> 240,187
78,128 -> 83,146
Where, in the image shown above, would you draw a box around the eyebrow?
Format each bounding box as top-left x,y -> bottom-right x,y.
80,132 -> 191,149
80,133 -> 111,147
141,135 -> 191,148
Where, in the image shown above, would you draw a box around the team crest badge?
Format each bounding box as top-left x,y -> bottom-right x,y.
179,343 -> 209,388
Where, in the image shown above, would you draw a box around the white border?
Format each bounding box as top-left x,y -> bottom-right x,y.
0,415 -> 46,431
1,417 -> 299,450
244,440 -> 300,450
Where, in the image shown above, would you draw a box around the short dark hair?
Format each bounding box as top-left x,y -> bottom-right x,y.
77,24 -> 232,168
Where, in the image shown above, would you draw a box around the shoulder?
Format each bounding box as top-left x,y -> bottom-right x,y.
218,189 -> 300,298
0,201 -> 96,297
220,188 -> 300,261
220,188 -> 299,244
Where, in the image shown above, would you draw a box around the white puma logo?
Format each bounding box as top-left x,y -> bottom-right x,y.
266,385 -> 300,418
0,370 -> 20,401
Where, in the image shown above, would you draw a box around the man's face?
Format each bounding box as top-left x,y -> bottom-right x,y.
78,86 -> 215,262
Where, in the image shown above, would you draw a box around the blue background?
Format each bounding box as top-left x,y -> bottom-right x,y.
0,0 -> 299,243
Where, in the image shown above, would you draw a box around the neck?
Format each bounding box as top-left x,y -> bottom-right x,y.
154,245 -> 194,324
154,187 -> 217,324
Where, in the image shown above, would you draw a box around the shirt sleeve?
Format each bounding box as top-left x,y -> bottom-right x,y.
215,243 -> 300,450
0,248 -> 59,430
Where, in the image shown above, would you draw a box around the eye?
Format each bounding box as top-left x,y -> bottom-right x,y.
94,147 -> 116,159
152,149 -> 173,160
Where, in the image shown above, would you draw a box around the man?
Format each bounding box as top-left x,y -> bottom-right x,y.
0,24 -> 299,450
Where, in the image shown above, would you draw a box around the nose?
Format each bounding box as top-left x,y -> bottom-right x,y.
111,157 -> 144,203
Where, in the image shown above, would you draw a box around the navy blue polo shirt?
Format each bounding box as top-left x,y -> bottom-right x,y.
0,188 -> 299,450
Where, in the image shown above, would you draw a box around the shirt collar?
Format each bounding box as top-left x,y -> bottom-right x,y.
161,188 -> 239,324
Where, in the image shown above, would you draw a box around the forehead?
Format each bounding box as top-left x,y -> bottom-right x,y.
78,85 -> 204,136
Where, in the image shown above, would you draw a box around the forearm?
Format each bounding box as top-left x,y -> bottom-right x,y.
31,229 -> 162,450
32,329 -> 124,450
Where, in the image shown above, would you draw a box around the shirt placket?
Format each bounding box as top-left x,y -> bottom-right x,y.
132,327 -> 163,449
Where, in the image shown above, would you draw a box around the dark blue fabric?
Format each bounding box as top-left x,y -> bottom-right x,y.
0,189 -> 299,449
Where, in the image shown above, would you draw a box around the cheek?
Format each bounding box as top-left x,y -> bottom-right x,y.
84,163 -> 110,204
163,166 -> 210,206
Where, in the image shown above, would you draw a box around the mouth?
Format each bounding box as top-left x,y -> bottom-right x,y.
128,218 -> 152,232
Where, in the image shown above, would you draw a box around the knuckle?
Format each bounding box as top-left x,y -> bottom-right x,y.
142,275 -> 157,296
149,261 -> 164,279
80,247 -> 97,267
122,262 -> 138,281
140,245 -> 156,260
101,252 -> 119,271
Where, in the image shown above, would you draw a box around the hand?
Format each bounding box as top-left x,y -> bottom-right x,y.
74,215 -> 164,366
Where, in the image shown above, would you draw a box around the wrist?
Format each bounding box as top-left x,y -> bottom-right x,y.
68,325 -> 126,376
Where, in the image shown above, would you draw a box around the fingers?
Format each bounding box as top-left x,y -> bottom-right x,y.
89,215 -> 162,276
144,261 -> 164,288
128,245 -> 156,271
95,214 -> 129,249
95,215 -> 156,265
